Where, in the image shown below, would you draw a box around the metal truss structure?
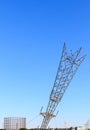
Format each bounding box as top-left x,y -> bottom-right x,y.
40,43 -> 86,128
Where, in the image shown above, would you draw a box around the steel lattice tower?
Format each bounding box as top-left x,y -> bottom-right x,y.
40,43 -> 86,128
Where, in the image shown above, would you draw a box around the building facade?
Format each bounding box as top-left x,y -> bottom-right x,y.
4,117 -> 26,130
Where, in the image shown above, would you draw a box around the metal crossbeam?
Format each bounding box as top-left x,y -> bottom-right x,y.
40,43 -> 86,128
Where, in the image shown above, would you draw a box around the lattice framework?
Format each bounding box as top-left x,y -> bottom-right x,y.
40,43 -> 86,128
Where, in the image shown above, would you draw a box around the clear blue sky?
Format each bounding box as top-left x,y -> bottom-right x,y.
0,0 -> 90,128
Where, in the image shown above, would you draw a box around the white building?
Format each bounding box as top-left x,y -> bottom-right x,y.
4,117 -> 26,130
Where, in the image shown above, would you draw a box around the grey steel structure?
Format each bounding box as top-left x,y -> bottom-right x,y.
40,43 -> 86,128
4,117 -> 26,130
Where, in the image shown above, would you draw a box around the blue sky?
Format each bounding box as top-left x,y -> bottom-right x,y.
0,0 -> 90,128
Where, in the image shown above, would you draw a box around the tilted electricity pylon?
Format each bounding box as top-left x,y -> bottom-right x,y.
40,43 -> 86,128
